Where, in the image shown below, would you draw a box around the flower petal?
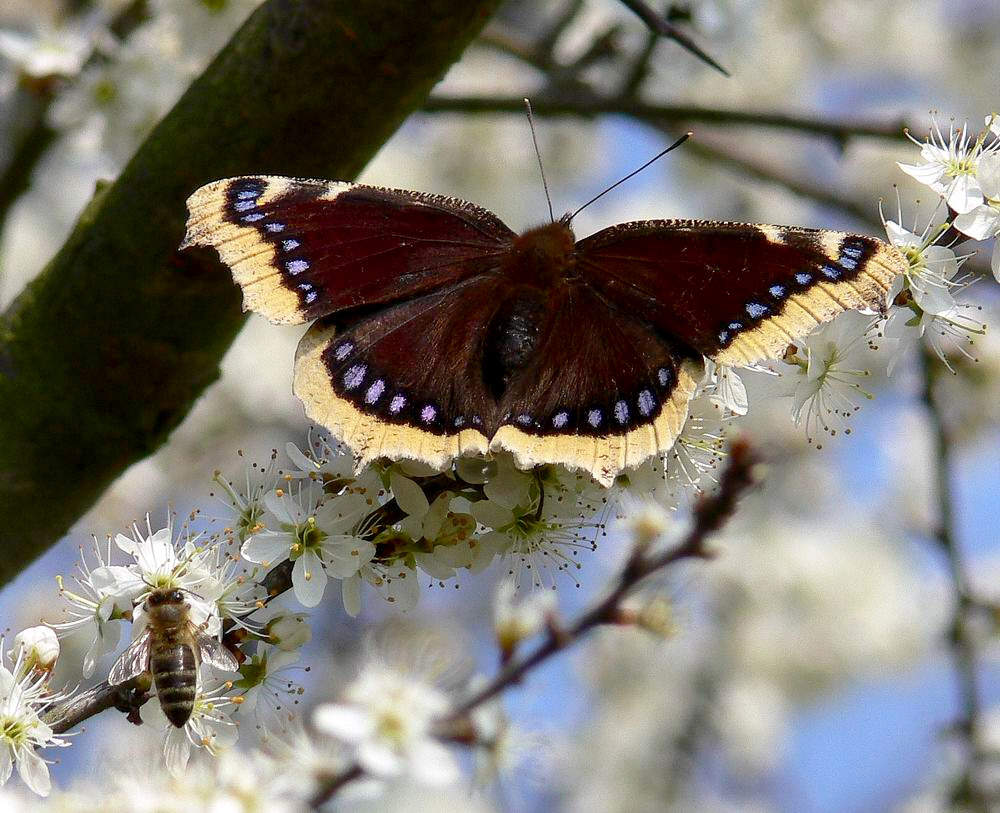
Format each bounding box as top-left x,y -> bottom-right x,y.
954,205 -> 1000,241
292,551 -> 327,607
342,575 -> 362,618
313,704 -> 375,742
16,748 -> 50,797
240,531 -> 291,566
164,726 -> 191,779
947,173 -> 984,214
390,471 -> 430,519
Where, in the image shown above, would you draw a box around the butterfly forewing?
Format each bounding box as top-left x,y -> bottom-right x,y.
184,177 -> 516,325
575,220 -> 905,365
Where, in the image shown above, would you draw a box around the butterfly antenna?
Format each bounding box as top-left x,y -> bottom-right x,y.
524,98 -> 555,223
568,132 -> 693,223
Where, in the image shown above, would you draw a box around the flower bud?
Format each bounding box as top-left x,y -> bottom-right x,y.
13,625 -> 60,673
493,579 -> 556,661
266,613 -> 312,651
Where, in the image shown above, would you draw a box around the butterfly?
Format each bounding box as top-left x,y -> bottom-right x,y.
182,175 -> 905,485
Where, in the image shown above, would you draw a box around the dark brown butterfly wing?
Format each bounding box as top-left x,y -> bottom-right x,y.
491,283 -> 702,481
183,176 -> 515,324
574,220 -> 905,365
294,278 -> 508,469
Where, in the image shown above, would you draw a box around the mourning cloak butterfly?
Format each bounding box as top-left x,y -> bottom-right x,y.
182,176 -> 905,485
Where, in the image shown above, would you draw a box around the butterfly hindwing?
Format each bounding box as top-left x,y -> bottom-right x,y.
183,176 -> 515,325
491,283 -> 703,481
575,221 -> 905,365
294,278 -> 512,470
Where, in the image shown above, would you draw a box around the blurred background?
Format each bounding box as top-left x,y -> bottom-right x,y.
1,0 -> 999,810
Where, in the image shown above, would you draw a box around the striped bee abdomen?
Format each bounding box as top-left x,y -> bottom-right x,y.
151,640 -> 197,727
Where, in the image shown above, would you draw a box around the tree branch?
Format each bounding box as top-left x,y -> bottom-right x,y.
919,345 -> 993,810
422,94 -> 911,145
0,0 -> 503,586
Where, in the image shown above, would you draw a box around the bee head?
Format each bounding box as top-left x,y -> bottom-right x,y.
148,588 -> 185,606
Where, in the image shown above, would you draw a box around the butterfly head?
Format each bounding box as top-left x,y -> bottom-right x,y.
509,221 -> 577,287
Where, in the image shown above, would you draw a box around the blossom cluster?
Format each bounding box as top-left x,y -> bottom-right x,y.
227,437 -> 620,615
702,114 -> 998,446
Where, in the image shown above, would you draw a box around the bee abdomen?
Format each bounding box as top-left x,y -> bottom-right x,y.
151,643 -> 197,727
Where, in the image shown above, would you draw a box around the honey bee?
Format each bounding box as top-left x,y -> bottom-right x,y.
109,587 -> 239,727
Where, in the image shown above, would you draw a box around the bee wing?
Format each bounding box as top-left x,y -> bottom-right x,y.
108,628 -> 153,686
193,629 -> 239,674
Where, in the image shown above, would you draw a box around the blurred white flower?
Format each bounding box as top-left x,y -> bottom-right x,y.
314,663 -> 458,786
468,686 -> 545,791
626,502 -> 672,548
171,749 -> 307,813
0,18 -> 108,79
493,578 -> 556,658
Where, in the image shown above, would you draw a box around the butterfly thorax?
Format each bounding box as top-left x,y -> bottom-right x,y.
506,221 -> 577,287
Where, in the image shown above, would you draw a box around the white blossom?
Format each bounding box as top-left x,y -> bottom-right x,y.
211,451 -> 281,543
952,150 -> 1000,281
233,649 -> 304,738
898,117 -> 997,214
99,515 -> 223,637
53,538 -> 126,678
882,215 -> 961,315
241,483 -> 375,608
471,462 -> 602,590
785,312 -> 875,446
0,643 -> 70,796
314,662 -> 459,786
141,683 -> 240,778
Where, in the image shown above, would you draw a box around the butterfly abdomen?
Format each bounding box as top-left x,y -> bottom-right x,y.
483,294 -> 547,401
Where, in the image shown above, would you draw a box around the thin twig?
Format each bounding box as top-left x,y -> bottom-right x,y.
445,440 -> 757,721
422,95 -> 911,145
685,136 -> 879,227
617,0 -> 729,76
